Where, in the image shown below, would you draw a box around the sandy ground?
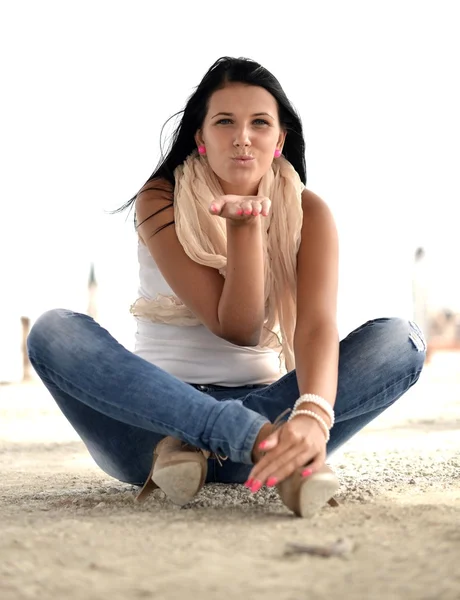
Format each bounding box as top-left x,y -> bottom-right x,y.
1,354 -> 459,600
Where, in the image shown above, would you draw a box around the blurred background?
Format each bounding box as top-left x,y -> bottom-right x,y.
1,0 -> 459,382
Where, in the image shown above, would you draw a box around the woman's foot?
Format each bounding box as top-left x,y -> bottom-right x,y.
136,436 -> 209,506
276,465 -> 340,518
251,422 -> 340,517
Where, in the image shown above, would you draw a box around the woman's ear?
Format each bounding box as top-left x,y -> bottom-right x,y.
277,129 -> 286,150
195,130 -> 204,147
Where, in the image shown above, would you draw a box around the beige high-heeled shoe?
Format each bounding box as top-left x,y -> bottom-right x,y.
136,436 -> 210,506
276,464 -> 340,518
261,410 -> 340,518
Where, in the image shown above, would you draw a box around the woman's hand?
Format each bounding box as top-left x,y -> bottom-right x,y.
246,416 -> 327,492
209,195 -> 271,222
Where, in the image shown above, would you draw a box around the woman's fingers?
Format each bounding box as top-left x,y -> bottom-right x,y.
260,198 -> 271,217
209,197 -> 226,215
303,450 -> 326,475
245,419 -> 328,491
246,445 -> 325,493
248,426 -> 312,482
240,199 -> 254,216
249,447 -> 317,491
251,200 -> 263,216
209,196 -> 271,220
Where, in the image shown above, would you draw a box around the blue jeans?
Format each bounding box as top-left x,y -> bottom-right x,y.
27,311 -> 425,486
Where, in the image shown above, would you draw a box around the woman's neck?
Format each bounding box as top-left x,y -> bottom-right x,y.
218,177 -> 260,197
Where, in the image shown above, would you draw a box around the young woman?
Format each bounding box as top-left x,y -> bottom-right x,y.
27,57 -> 426,517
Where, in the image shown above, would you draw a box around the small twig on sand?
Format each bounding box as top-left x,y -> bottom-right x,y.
284,537 -> 355,558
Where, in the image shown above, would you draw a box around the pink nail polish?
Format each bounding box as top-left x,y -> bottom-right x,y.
245,478 -> 254,488
236,209 -> 243,215
250,480 -> 262,493
244,209 -> 252,215
258,440 -> 267,450
211,205 -> 218,213
266,477 -> 278,487
302,468 -> 313,478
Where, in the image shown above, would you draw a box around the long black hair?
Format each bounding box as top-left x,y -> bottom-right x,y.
115,56 -> 306,220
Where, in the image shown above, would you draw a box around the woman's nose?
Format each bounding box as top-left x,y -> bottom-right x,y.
233,125 -> 251,147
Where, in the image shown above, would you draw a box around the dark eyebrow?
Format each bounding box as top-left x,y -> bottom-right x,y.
211,111 -> 275,120
252,112 -> 274,119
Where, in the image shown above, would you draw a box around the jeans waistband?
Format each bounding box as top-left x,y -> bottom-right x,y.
189,383 -> 267,393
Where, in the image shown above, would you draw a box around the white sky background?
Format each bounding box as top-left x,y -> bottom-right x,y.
1,1 -> 459,379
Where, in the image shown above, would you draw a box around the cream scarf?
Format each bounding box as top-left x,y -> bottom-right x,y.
131,152 -> 304,372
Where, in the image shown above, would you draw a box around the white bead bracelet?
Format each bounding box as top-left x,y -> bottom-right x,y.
292,394 -> 335,427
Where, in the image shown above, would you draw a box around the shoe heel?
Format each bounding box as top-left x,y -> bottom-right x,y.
298,472 -> 340,518
277,466 -> 340,518
135,458 -> 159,503
152,462 -> 204,506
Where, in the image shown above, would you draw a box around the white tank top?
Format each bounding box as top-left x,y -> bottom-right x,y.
133,242 -> 282,386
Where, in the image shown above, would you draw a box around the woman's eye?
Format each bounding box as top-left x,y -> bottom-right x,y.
215,118 -> 269,126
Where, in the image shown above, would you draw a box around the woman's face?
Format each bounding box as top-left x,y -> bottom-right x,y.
196,83 -> 285,196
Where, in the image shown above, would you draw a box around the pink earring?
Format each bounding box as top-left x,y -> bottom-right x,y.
274,149 -> 282,158
198,145 -> 206,155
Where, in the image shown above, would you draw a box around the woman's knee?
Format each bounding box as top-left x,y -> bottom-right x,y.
345,316 -> 426,378
374,317 -> 426,375
27,309 -> 83,363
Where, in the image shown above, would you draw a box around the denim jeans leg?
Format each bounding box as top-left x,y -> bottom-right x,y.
328,318 -> 425,454
37,375 -> 164,485
215,318 -> 425,483
27,309 -> 269,480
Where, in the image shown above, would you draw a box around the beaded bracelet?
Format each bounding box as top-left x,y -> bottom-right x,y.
292,394 -> 335,427
288,409 -> 331,442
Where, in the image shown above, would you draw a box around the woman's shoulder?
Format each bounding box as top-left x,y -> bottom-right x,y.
135,178 -> 175,240
137,177 -> 174,203
299,188 -> 337,243
301,187 -> 330,215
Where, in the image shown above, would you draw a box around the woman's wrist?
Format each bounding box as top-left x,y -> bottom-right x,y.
296,403 -> 331,427
226,215 -> 261,231
289,410 -> 330,442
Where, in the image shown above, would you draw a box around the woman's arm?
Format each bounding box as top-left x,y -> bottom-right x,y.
246,189 -> 339,486
218,218 -> 265,346
293,188 -> 340,425
136,183 -> 266,347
